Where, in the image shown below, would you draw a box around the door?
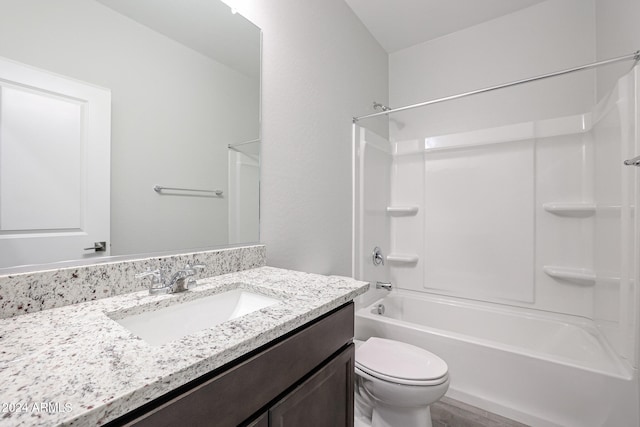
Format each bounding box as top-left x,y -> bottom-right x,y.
0,57 -> 111,268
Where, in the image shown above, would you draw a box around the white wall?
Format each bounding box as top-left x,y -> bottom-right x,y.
386,0 -> 600,318
0,0 -> 259,256
595,0 -> 640,99
227,0 -> 389,275
389,0 -> 595,140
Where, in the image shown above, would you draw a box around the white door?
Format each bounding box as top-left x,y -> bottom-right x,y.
0,57 -> 111,269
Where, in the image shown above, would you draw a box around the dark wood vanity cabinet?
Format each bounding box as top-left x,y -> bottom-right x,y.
113,302 -> 355,427
268,344 -> 354,427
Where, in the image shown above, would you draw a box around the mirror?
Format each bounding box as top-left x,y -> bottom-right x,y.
0,0 -> 261,271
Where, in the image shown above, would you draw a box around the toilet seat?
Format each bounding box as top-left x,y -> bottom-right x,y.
355,337 -> 449,386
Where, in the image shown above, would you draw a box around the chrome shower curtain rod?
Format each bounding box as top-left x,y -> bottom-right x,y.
353,50 -> 640,122
228,138 -> 260,148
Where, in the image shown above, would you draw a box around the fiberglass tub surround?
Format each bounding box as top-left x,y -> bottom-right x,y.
353,64 -> 640,427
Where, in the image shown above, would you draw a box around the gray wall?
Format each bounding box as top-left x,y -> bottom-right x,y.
236,0 -> 389,276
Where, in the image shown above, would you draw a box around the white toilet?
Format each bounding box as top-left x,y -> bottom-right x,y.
354,337 -> 449,427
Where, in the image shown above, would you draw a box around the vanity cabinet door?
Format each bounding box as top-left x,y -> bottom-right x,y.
269,343 -> 354,427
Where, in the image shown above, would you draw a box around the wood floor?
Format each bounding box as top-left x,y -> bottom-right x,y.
431,397 -> 530,427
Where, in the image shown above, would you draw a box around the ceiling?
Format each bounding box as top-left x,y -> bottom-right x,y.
97,0 -> 260,77
344,0 -> 546,53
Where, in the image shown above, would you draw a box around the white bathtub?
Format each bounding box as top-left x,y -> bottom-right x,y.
355,291 -> 639,427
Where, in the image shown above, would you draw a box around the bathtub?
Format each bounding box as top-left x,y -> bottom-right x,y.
355,290 -> 639,427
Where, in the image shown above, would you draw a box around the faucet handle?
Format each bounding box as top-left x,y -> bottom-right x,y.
184,264 -> 205,289
135,269 -> 162,284
372,247 -> 385,266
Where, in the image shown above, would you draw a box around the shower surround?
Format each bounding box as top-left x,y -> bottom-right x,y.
352,66 -> 640,426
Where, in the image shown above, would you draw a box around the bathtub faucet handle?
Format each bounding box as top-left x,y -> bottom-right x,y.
375,281 -> 392,291
372,247 -> 385,266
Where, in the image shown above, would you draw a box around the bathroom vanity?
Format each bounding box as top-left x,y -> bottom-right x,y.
0,247 -> 368,427
115,303 -> 354,426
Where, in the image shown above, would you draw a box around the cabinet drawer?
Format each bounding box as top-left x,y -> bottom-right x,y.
122,302 -> 354,427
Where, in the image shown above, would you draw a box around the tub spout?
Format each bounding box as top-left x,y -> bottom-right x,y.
376,281 -> 392,291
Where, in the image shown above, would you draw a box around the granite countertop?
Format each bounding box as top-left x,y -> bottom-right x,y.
0,266 -> 369,426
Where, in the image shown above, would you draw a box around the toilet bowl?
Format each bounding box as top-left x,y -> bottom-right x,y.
354,337 -> 449,427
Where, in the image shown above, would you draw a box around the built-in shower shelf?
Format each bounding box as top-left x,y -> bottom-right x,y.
543,266 -> 595,285
543,203 -> 596,217
386,206 -> 419,215
598,204 -> 625,211
386,254 -> 419,264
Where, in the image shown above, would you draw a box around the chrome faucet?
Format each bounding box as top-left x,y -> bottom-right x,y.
375,281 -> 392,291
136,264 -> 205,295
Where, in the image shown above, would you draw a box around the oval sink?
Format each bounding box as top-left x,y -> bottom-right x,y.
113,289 -> 281,346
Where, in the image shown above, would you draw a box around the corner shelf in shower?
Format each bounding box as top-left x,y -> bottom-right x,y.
386,206 -> 419,215
386,254 -> 419,264
543,203 -> 596,217
543,266 -> 595,285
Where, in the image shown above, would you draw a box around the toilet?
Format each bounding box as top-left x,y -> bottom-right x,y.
354,337 -> 449,427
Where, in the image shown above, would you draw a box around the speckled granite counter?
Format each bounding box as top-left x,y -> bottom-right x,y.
0,245 -> 266,319
0,266 -> 368,426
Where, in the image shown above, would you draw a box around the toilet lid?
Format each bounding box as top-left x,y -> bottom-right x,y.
355,337 -> 448,385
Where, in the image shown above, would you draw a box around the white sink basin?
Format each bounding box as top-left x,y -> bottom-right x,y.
114,289 -> 281,346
